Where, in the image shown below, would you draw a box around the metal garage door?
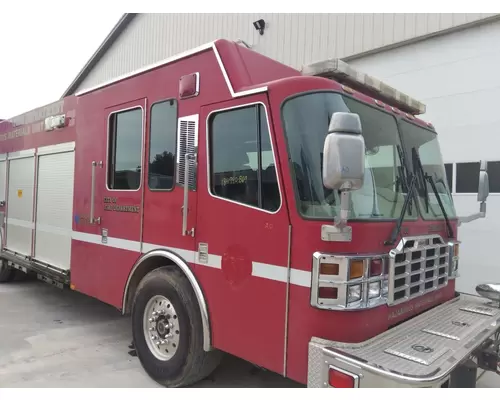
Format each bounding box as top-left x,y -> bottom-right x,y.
348,19 -> 500,295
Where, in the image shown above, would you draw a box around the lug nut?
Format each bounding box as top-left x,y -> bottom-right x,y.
149,327 -> 155,331
155,341 -> 160,346
160,340 -> 166,345
152,311 -> 158,316
151,335 -> 158,340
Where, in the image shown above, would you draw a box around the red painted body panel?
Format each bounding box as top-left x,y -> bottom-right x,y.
266,76 -> 458,383
195,94 -> 292,374
0,39 -> 455,386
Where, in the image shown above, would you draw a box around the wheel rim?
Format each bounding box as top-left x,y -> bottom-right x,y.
143,295 -> 180,361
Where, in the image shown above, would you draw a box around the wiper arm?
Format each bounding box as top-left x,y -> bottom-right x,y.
411,147 -> 429,213
411,147 -> 454,239
396,144 -> 413,215
384,173 -> 417,246
425,174 -> 454,238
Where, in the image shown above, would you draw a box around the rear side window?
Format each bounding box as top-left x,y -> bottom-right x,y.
148,99 -> 177,190
208,104 -> 280,212
107,107 -> 143,190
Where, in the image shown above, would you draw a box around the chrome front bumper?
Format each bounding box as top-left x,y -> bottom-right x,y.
308,294 -> 500,388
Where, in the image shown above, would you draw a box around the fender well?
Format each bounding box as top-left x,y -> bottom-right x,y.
122,249 -> 212,352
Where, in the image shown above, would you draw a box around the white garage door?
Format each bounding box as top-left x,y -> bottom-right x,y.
349,19 -> 500,296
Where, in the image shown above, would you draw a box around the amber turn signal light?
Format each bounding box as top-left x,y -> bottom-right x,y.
320,263 -> 339,275
349,260 -> 364,279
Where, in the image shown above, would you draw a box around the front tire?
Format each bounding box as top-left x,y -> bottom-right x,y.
131,266 -> 222,387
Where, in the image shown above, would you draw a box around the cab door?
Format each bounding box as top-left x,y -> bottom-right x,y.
195,95 -> 290,374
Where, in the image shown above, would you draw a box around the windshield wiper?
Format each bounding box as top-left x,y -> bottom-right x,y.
411,147 -> 454,239
384,172 -> 417,246
411,147 -> 429,213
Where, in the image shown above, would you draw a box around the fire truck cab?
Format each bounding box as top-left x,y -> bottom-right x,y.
0,39 -> 499,388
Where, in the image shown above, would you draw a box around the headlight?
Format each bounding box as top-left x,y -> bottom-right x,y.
311,252 -> 389,310
368,282 -> 381,299
381,279 -> 389,295
348,284 -> 361,303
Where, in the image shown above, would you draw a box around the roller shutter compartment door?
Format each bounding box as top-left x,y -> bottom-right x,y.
34,150 -> 75,271
6,156 -> 35,256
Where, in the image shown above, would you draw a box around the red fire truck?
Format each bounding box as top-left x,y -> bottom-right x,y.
0,39 -> 499,388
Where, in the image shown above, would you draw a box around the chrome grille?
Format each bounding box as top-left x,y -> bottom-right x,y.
388,235 -> 449,305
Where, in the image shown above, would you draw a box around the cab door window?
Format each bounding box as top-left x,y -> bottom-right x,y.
208,104 -> 280,213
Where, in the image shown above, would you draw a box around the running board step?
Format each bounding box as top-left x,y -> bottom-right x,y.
1,250 -> 70,286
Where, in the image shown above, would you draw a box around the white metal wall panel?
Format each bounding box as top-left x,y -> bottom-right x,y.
34,150 -> 75,270
6,157 -> 35,255
74,13 -> 497,93
348,19 -> 500,295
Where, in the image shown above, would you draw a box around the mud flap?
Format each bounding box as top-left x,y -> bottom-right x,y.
448,359 -> 477,388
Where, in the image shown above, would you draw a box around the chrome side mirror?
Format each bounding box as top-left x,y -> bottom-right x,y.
321,112 -> 365,242
458,160 -> 489,226
478,160 -> 489,203
323,112 -> 365,191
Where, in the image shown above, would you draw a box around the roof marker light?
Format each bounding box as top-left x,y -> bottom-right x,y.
301,58 -> 426,116
341,84 -> 354,94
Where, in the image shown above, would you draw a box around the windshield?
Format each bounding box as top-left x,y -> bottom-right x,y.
282,92 -> 416,220
399,120 -> 456,219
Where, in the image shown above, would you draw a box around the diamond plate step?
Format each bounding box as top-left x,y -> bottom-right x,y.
312,295 -> 500,384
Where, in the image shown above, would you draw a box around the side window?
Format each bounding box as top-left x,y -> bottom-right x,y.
209,104 -> 280,212
107,107 -> 143,190
148,99 -> 177,190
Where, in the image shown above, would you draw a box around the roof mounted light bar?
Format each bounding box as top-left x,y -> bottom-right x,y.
301,58 -> 426,116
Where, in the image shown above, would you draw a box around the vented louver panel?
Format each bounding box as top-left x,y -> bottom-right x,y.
176,114 -> 198,191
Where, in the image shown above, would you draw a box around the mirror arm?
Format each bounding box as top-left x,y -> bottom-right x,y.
457,204 -> 486,227
322,190 -> 353,242
334,190 -> 350,228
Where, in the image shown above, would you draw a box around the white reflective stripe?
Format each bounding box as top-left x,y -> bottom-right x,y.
35,223 -> 72,237
70,231 -> 308,287
7,218 -> 34,229
252,261 -> 288,283
290,268 -> 312,288
141,242 -> 195,264
195,252 -> 222,269
71,231 -> 141,253
252,262 -> 312,288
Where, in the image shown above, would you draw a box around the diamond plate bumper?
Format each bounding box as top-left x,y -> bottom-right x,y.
307,294 -> 500,387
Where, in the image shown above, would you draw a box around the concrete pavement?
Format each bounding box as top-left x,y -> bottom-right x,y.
0,278 -> 498,388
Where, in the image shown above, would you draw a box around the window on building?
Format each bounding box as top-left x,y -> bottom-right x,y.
456,162 -> 479,193
209,104 -> 280,212
148,99 -> 177,190
487,161 -> 500,193
107,107 -> 143,190
444,163 -> 453,192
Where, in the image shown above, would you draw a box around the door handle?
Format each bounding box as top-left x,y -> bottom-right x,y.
182,152 -> 196,237
90,160 -> 103,224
